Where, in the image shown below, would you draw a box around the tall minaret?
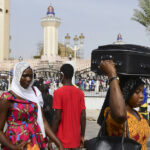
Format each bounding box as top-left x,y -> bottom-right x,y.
0,0 -> 10,61
41,3 -> 61,59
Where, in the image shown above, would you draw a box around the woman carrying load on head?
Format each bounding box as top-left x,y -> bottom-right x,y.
97,60 -> 150,150
0,62 -> 64,150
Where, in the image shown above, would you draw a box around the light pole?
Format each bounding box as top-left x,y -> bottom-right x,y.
65,33 -> 71,57
64,33 -> 85,64
73,35 -> 79,64
64,33 -> 85,84
79,33 -> 85,59
65,33 -> 71,47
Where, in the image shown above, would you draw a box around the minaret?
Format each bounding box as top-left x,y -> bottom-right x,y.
113,33 -> 126,45
41,3 -> 61,60
0,0 -> 10,61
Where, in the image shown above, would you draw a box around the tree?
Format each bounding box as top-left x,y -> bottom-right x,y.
132,0 -> 150,29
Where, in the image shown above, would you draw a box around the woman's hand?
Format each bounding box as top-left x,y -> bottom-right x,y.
12,141 -> 27,150
48,142 -> 64,150
80,136 -> 84,148
99,60 -> 117,78
48,142 -> 54,150
58,144 -> 64,150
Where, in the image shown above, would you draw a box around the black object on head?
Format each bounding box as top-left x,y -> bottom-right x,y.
60,64 -> 74,79
97,76 -> 145,126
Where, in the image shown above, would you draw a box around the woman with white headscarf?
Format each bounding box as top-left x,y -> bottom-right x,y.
0,62 -> 64,150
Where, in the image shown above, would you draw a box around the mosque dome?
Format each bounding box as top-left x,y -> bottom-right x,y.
47,5 -> 55,16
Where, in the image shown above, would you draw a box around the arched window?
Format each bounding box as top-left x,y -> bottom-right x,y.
0,8 -> 3,12
6,9 -> 8,13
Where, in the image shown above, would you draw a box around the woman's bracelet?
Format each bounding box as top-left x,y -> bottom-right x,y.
108,76 -> 119,84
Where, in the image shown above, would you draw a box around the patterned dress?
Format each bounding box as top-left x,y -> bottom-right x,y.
104,107 -> 150,150
1,92 -> 47,150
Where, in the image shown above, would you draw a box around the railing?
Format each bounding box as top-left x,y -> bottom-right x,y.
41,16 -> 61,23
83,91 -> 107,97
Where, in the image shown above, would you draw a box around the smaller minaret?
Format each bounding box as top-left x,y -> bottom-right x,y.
113,33 -> 125,45
41,3 -> 61,59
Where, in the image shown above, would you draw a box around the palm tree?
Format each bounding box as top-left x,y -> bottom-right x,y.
132,0 -> 150,28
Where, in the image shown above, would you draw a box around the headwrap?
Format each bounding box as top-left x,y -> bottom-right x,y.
10,62 -> 46,137
97,76 -> 145,126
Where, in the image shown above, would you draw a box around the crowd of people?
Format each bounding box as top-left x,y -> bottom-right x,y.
75,76 -> 108,92
32,76 -> 109,96
0,60 -> 150,150
2,73 -> 150,97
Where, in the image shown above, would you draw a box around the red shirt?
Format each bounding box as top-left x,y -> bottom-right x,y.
53,85 -> 86,148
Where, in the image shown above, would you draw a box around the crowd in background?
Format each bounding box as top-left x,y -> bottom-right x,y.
0,79 -> 8,91
1,75 -> 150,97
75,76 -> 108,92
32,75 -> 109,96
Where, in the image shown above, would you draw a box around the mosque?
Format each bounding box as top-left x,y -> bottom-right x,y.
0,0 -> 91,76
0,0 -> 124,78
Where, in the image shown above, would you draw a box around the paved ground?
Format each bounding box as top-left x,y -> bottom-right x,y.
85,120 -> 100,140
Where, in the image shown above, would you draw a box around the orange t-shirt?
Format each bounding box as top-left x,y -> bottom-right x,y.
104,107 -> 150,150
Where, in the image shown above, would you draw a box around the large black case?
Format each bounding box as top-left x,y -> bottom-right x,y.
91,44 -> 150,77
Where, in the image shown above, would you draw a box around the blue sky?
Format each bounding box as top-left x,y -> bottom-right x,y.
10,0 -> 150,59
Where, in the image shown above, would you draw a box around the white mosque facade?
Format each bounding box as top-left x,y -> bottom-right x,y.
0,2 -> 91,75
0,1 -> 125,77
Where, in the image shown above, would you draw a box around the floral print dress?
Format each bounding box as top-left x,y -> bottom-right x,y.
1,92 -> 47,150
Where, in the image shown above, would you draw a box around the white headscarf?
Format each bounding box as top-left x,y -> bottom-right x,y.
10,62 -> 46,137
